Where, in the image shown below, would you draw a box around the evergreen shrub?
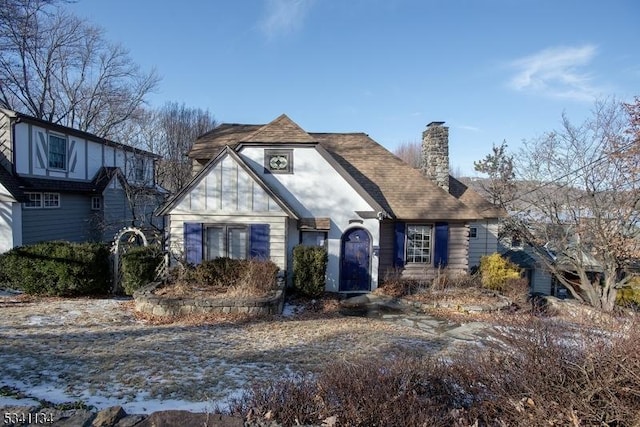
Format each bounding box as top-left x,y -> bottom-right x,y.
0,241 -> 110,296
121,245 -> 163,295
292,245 -> 328,297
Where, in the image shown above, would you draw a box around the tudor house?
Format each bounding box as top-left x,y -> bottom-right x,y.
0,108 -> 164,253
158,114 -> 503,292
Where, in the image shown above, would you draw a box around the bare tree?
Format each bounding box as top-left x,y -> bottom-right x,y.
393,140 -> 422,169
509,99 -> 640,311
121,102 -> 217,193
0,0 -> 159,138
473,141 -> 516,207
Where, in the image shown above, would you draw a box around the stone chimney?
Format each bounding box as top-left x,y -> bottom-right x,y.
421,121 -> 449,192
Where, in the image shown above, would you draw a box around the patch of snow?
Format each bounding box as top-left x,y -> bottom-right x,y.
0,288 -> 22,297
0,396 -> 41,408
25,316 -> 46,326
282,303 -> 303,318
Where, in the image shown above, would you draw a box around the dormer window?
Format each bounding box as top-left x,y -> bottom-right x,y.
264,149 -> 293,174
48,134 -> 67,170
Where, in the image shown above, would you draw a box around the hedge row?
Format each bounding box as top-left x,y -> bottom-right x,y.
0,241 -> 110,296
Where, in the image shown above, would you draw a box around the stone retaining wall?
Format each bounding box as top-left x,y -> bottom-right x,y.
134,282 -> 284,317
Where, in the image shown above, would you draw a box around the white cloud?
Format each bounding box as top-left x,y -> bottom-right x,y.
260,0 -> 315,39
508,45 -> 604,102
457,124 -> 481,132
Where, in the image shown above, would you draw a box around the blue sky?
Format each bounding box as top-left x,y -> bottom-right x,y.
68,0 -> 639,176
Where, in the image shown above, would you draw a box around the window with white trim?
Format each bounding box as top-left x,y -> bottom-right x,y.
91,196 -> 102,210
24,192 -> 42,208
43,193 -> 60,208
48,134 -> 67,170
205,225 -> 248,260
406,224 -> 432,264
24,192 -> 60,208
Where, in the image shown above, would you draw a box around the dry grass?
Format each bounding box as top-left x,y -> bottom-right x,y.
226,316 -> 640,426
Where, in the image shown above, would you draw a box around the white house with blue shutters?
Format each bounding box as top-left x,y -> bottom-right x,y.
158,115 -> 501,292
0,108 -> 164,253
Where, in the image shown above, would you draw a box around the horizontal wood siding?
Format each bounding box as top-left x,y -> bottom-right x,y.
102,187 -> 133,241
381,221 -> 469,282
168,214 -> 288,270
532,268 -> 553,295
22,194 -> 98,244
468,220 -> 499,268
447,222 -> 469,273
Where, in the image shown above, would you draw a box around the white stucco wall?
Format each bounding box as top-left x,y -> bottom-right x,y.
239,146 -> 380,291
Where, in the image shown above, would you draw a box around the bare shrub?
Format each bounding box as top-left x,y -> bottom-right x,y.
375,269 -> 422,297
164,258 -> 279,298
224,317 -> 640,426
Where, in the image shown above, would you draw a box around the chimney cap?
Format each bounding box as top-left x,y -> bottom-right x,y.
427,121 -> 445,127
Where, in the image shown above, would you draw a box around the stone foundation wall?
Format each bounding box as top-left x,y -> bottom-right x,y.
134,282 -> 284,317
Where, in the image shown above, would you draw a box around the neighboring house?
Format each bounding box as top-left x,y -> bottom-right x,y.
158,114 -> 503,292
0,108 -> 164,253
502,245 -> 556,295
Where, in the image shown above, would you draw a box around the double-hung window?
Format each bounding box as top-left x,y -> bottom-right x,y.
48,134 -> 67,170
406,224 -> 432,264
205,225 -> 248,260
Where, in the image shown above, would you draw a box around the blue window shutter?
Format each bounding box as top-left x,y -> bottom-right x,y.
249,224 -> 270,259
393,222 -> 406,267
184,222 -> 203,265
434,222 -> 449,267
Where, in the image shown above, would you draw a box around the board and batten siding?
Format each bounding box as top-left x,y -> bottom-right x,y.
22,194 -> 98,244
468,219 -> 500,269
379,221 -> 469,281
168,214 -> 288,270
175,155 -> 283,214
168,152 -> 289,269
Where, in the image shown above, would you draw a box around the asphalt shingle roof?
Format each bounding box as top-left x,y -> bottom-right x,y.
188,114 -> 499,221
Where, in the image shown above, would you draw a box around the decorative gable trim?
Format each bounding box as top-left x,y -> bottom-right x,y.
157,146 -> 299,218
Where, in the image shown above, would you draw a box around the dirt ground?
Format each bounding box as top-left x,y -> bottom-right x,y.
0,294 -> 486,411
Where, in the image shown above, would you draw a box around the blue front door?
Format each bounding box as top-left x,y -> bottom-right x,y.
340,228 -> 371,292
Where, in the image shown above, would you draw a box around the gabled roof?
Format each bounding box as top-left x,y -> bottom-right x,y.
315,133 -> 478,220
157,146 -> 300,218
449,176 -> 506,219
1,108 -> 161,159
240,114 -> 315,144
187,114 -> 489,221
